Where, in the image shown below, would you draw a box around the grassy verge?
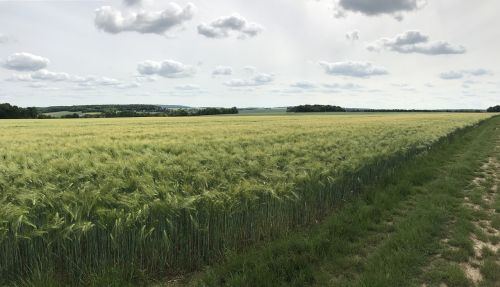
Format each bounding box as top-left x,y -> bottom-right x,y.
421,118 -> 500,287
188,116 -> 500,287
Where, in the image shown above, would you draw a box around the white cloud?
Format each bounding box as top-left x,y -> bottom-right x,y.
385,30 -> 429,46
319,61 -> 388,78
334,0 -> 426,20
198,14 -> 264,39
75,76 -> 140,89
95,3 -> 196,35
410,42 -> 466,55
212,65 -> 233,76
7,69 -> 140,90
137,59 -> 195,78
440,69 -> 493,80
367,30 -> 466,55
346,30 -> 360,41
2,52 -> 50,71
224,73 -> 274,87
6,74 -> 34,82
76,76 -> 121,87
31,69 -> 70,81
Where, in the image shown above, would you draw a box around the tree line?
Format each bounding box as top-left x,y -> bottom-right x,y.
38,104 -> 169,114
100,107 -> 239,118
0,103 -> 38,119
286,105 -> 500,113
487,105 -> 500,112
1,103 -> 239,119
287,105 -> 346,113
347,108 -> 486,113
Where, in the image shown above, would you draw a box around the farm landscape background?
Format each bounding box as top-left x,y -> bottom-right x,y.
2,0 -> 500,286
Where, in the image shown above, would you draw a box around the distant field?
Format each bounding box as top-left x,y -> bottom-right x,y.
43,111 -> 102,117
237,107 -> 287,115
0,113 -> 493,285
43,110 -> 83,117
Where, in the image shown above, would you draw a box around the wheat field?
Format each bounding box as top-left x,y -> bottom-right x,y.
0,113 -> 492,283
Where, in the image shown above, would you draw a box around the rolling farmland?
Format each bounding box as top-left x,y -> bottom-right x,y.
0,113 -> 494,285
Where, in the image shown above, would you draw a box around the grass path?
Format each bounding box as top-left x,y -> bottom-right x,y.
184,116 -> 500,287
420,119 -> 500,287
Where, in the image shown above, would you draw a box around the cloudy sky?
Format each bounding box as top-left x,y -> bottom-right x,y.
0,0 -> 499,109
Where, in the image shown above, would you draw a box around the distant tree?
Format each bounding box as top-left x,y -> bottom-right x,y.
287,105 -> 346,113
26,107 -> 38,118
487,105 -> 500,112
37,114 -> 54,119
0,103 -> 39,119
195,107 -> 239,116
168,109 -> 189,117
61,113 -> 80,118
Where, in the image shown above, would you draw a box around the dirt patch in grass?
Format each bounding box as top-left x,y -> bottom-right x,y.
460,155 -> 500,285
459,262 -> 482,284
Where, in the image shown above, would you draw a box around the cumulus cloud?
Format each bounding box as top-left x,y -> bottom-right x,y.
224,73 -> 274,87
95,3 -> 196,35
319,61 -> 388,78
6,74 -> 34,82
198,14 -> 264,39
346,30 -> 360,41
366,30 -> 466,55
7,69 -> 140,90
440,69 -> 493,80
76,76 -> 121,87
2,52 -> 50,71
212,65 -> 233,76
137,59 -> 195,78
31,69 -> 70,81
334,0 -> 426,20
74,76 -> 141,89
410,42 -> 466,55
